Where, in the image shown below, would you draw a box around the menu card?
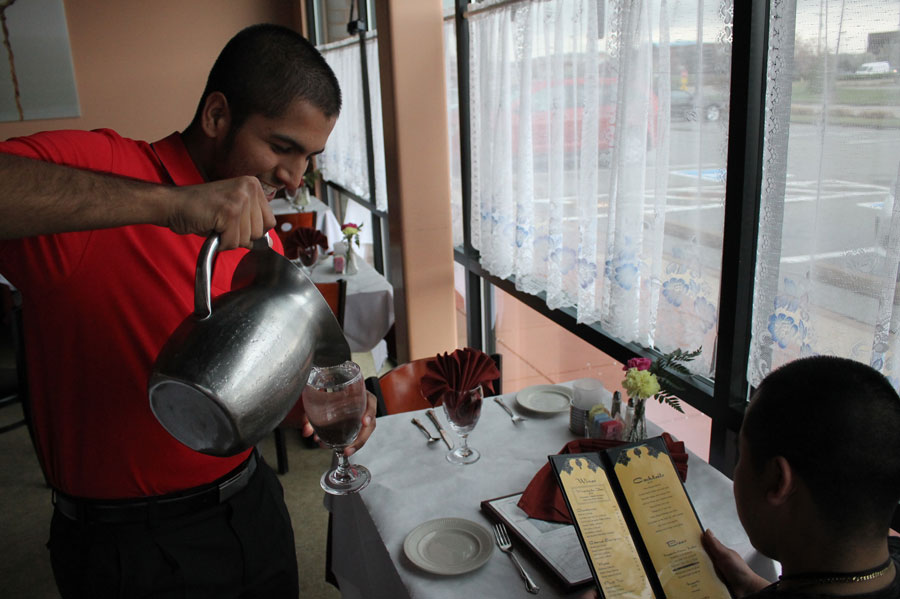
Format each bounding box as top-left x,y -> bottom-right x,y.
549,436 -> 731,599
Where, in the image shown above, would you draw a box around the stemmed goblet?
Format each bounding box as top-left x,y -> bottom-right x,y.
441,385 -> 483,465
302,360 -> 371,494
295,244 -> 320,276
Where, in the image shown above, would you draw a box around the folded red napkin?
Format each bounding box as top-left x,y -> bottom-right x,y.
517,433 -> 688,524
419,348 -> 501,407
283,227 -> 328,260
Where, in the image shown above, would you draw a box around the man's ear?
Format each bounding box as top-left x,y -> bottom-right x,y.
199,92 -> 231,139
765,456 -> 796,506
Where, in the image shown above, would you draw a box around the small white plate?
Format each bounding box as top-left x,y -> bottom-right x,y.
516,384 -> 574,414
403,517 -> 494,575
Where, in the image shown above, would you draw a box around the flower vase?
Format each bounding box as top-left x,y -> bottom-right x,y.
290,186 -> 310,209
344,248 -> 359,275
625,398 -> 647,442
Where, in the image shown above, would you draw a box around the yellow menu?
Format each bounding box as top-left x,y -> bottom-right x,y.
550,437 -> 732,599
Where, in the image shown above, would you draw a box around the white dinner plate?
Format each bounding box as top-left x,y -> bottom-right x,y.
403,517 -> 494,575
515,384 -> 573,414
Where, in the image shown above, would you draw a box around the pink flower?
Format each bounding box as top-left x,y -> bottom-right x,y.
624,357 -> 652,371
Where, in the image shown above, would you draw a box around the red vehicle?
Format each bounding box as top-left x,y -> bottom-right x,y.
514,78 -> 659,159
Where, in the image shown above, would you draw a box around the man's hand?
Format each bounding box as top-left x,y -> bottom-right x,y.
167,177 -> 276,250
344,390 -> 377,457
299,390 -> 378,457
701,529 -> 770,597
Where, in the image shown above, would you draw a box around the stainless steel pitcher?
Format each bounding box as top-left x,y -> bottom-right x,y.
148,234 -> 350,456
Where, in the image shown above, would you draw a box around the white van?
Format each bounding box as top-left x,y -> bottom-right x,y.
855,61 -> 892,76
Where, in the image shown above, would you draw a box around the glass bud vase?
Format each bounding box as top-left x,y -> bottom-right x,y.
625,398 -> 647,442
345,247 -> 359,275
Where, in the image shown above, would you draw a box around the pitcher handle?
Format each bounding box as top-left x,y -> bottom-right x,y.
194,234 -> 221,319
194,233 -> 272,319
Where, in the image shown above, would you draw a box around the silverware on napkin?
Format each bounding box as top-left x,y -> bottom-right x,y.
426,409 -> 454,450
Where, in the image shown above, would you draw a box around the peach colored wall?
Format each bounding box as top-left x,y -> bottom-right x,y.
0,0 -> 299,143
376,0 -> 457,362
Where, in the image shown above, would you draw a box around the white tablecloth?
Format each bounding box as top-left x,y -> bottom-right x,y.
309,255 -> 394,354
327,383 -> 778,598
270,196 -> 394,354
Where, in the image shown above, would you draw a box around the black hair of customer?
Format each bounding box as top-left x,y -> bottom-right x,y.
743,355 -> 900,538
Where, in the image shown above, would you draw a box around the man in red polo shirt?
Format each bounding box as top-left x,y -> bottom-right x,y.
0,24 -> 375,598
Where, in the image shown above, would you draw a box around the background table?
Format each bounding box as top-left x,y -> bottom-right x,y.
270,196 -> 394,359
309,255 -> 394,356
270,196 -> 343,253
327,383 -> 778,598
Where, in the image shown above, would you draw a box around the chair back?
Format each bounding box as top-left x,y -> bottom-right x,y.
377,359 -> 433,416
314,280 -> 347,328
274,212 -> 316,243
372,353 -> 502,416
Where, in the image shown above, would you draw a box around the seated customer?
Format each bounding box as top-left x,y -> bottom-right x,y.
702,355 -> 900,598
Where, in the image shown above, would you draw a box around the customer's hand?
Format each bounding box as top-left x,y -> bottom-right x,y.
345,390 -> 377,457
167,176 -> 276,250
701,529 -> 770,597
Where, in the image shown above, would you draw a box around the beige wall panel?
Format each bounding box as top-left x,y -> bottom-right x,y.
376,0 -> 456,362
0,0 -> 299,143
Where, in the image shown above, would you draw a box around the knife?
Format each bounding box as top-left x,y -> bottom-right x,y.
426,409 -> 454,450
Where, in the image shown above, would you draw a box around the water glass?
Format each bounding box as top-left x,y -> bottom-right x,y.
302,361 -> 371,494
442,385 -> 483,465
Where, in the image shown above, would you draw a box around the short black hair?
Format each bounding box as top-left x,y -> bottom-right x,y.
743,356 -> 900,536
191,23 -> 341,131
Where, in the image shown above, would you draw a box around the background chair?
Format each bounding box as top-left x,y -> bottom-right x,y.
0,285 -> 27,435
274,211 -> 316,245
274,279 -> 347,475
371,353 -> 502,417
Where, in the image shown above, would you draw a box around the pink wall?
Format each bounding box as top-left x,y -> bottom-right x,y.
0,0 -> 299,143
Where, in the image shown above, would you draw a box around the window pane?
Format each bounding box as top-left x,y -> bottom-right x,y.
750,1 -> 900,388
467,1 -> 733,376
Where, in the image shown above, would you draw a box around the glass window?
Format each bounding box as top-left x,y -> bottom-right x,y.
750,0 -> 900,388
464,0 -> 733,377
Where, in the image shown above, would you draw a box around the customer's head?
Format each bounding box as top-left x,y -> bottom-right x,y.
191,24 -> 341,132
738,356 -> 900,545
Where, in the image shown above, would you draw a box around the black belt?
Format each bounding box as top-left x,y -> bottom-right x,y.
53,450 -> 258,524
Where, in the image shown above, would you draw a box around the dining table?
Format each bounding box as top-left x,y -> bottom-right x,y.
270,196 -> 343,253
325,381 -> 779,599
270,195 -> 394,360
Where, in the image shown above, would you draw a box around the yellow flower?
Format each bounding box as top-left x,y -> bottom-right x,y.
622,368 -> 660,400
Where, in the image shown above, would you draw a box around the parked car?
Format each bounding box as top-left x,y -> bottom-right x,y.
855,61 -> 894,76
670,89 -> 721,122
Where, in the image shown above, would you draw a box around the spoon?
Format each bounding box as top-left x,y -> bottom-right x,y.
494,397 -> 527,425
411,417 -> 440,443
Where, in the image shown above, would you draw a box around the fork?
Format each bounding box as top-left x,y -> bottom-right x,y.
494,397 -> 527,425
493,523 -> 540,594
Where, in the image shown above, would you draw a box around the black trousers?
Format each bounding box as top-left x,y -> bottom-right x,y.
47,458 -> 299,599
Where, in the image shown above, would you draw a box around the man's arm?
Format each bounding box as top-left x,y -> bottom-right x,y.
0,153 -> 274,250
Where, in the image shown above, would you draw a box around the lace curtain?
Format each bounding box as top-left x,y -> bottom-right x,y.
317,36 -> 388,212
750,0 -> 900,387
466,0 -> 733,374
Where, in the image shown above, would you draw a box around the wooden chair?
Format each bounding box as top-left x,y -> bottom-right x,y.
274,211 -> 316,244
370,353 -> 502,417
0,285 -> 26,435
274,279 -> 347,474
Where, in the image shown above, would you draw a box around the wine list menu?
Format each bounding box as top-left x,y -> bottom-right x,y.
549,436 -> 731,599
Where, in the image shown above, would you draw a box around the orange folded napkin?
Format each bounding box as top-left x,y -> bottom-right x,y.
517,433 -> 688,524
283,227 -> 328,260
419,348 -> 501,407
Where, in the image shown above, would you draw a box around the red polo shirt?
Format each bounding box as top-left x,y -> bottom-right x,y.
0,129 -> 281,499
